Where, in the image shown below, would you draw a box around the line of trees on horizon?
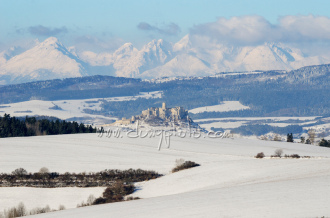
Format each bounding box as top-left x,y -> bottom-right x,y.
0,114 -> 96,138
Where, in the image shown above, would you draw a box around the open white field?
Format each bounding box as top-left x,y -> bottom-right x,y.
194,116 -> 322,131
189,101 -> 250,113
0,91 -> 162,125
0,187 -> 104,212
1,133 -> 330,217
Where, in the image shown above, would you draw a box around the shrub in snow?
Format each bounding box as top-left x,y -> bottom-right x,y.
58,205 -> 66,210
290,154 -> 300,158
172,160 -> 200,173
3,202 -> 27,218
29,205 -> 51,215
126,196 -> 141,201
255,152 -> 265,159
93,181 -> 135,205
284,154 -> 300,159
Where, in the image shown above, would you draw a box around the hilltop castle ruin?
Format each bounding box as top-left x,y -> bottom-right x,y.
115,103 -> 191,126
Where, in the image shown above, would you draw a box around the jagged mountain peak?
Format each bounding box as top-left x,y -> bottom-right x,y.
37,37 -> 62,48
142,39 -> 171,51
0,37 -> 88,84
173,34 -> 191,52
1,35 -> 330,85
113,43 -> 136,56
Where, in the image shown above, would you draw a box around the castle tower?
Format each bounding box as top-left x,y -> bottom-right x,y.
162,102 -> 166,109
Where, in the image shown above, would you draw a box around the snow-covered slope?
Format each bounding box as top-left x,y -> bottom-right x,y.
141,54 -> 213,78
0,91 -> 162,125
189,101 -> 250,113
2,133 -> 330,217
0,37 -> 88,84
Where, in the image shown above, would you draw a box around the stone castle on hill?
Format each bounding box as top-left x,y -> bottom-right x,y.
115,103 -> 191,126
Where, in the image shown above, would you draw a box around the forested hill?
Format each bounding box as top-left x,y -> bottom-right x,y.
0,63 -> 329,118
0,76 -> 142,104
0,114 -> 96,138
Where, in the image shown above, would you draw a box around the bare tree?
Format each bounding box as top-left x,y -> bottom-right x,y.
308,129 -> 316,144
175,158 -> 185,167
58,205 -> 66,210
16,202 -> 27,217
273,134 -> 282,141
300,136 -> 305,143
260,135 -> 268,140
87,194 -> 96,206
274,149 -> 283,158
12,168 -> 28,178
39,167 -> 49,174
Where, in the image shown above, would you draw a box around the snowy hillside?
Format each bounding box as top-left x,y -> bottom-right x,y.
188,101 -> 250,113
1,133 -> 330,217
1,36 -> 330,84
0,91 -> 162,125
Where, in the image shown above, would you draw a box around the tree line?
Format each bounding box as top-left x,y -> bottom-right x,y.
0,114 -> 96,138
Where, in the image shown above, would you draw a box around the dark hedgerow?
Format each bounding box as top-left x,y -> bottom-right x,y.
284,154 -> 301,158
0,168 -> 162,188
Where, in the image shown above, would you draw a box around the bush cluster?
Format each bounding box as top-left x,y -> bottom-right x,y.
171,160 -> 200,173
256,151 -> 311,159
284,154 -> 301,158
1,203 -> 65,218
93,181 -> 135,205
255,152 -> 265,159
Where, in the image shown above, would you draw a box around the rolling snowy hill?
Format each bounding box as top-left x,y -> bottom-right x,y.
1,133 -> 330,217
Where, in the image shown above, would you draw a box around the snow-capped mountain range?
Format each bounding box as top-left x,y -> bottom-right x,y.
0,36 -> 329,84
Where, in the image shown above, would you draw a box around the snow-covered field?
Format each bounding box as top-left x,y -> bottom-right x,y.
1,133 -> 330,217
0,187 -> 104,212
189,101 -> 250,113
195,116 -> 321,131
0,91 -> 161,125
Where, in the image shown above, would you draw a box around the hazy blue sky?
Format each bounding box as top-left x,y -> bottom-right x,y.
1,0 -> 330,52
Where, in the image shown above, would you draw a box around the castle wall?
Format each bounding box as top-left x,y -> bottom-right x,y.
139,103 -> 188,121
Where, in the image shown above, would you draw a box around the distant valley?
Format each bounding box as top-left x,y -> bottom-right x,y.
0,62 -> 329,138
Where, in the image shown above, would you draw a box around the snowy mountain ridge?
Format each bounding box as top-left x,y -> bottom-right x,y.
0,36 -> 330,84
0,37 -> 88,84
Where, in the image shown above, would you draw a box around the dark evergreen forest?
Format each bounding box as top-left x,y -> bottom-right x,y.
0,114 -> 96,138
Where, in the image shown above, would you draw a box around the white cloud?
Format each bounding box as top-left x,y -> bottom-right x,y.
28,25 -> 68,36
74,35 -> 125,53
190,15 -> 330,45
137,22 -> 181,36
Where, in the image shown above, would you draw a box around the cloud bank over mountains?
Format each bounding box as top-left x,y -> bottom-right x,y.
137,22 -> 181,36
8,15 -> 330,55
28,25 -> 68,37
190,15 -> 330,46
1,15 -> 330,84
